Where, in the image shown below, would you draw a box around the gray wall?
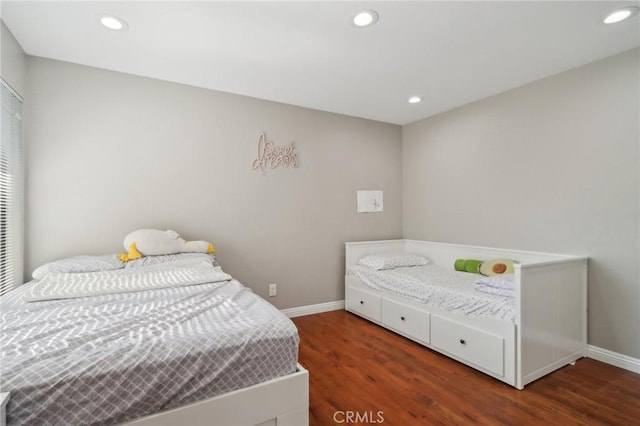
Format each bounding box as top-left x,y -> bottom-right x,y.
1,20 -> 26,95
22,47 -> 640,358
402,49 -> 640,358
25,57 -> 403,308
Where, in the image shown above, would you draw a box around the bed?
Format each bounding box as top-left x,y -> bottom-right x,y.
345,239 -> 588,389
0,253 -> 308,426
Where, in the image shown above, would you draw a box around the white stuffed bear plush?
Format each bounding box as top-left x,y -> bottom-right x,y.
118,229 -> 215,261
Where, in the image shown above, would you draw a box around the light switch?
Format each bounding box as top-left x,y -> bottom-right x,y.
357,190 -> 383,213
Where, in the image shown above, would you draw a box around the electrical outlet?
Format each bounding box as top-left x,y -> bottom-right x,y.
268,283 -> 277,297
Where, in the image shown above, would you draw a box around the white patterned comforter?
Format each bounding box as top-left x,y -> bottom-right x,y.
24,259 -> 232,302
349,264 -> 515,321
0,265 -> 299,425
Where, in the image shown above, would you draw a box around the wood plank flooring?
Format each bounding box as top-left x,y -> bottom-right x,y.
292,311 -> 640,426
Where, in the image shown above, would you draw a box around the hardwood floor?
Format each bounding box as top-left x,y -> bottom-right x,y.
292,311 -> 640,426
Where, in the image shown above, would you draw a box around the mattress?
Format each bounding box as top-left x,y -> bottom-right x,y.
348,264 -> 515,321
0,262 -> 299,425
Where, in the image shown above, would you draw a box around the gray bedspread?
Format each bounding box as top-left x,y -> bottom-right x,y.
0,273 -> 299,425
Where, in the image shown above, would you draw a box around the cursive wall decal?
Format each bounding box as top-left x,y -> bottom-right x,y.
251,132 -> 299,175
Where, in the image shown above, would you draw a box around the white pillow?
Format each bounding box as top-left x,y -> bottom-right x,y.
32,254 -> 124,280
32,253 -> 220,280
475,274 -> 515,290
358,253 -> 428,270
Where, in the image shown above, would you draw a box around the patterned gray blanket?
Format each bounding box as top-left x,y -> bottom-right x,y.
1,269 -> 299,425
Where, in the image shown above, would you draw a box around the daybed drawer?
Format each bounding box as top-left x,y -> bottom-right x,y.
382,299 -> 430,344
431,315 -> 504,377
346,287 -> 381,322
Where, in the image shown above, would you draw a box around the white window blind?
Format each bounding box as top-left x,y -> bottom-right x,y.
0,80 -> 24,296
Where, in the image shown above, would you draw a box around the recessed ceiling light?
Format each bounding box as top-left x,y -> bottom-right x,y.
100,15 -> 128,31
353,10 -> 379,27
408,96 -> 422,104
603,6 -> 639,24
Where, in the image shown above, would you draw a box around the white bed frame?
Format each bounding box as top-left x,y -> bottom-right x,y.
345,239 -> 588,390
0,365 -> 308,426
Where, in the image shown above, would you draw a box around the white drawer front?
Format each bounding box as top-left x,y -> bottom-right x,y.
382,299 -> 430,344
346,287 -> 382,322
431,315 -> 504,376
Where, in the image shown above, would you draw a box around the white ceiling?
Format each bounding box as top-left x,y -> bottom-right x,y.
2,1 -> 639,125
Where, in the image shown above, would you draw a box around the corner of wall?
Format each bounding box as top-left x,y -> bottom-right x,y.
1,19 -> 27,96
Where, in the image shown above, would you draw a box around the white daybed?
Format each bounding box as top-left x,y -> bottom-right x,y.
345,239 -> 588,390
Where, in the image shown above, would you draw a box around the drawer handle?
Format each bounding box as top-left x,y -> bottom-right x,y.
360,300 -> 364,305
400,316 -> 405,321
459,339 -> 466,345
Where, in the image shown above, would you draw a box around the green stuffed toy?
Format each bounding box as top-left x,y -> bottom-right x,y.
455,258 -> 516,275
454,259 -> 483,273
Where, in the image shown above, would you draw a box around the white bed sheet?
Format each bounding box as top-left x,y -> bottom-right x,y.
348,264 -> 515,321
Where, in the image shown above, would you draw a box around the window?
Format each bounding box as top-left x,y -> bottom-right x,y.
0,79 -> 24,295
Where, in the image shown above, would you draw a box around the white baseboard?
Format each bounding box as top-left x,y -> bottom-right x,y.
281,300 -> 344,318
587,345 -> 640,374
